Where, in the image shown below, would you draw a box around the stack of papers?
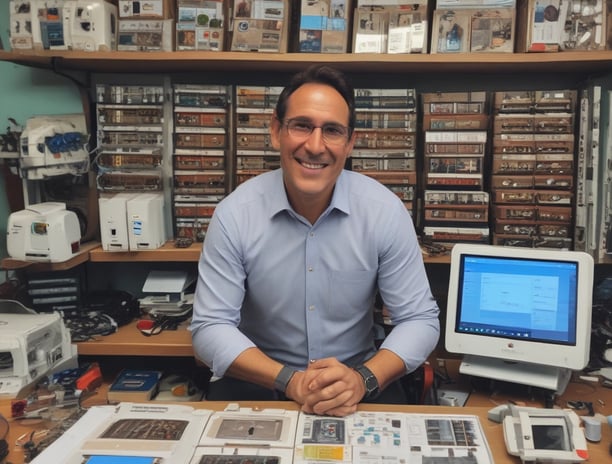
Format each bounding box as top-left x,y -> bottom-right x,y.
139,270 -> 195,317
31,403 -> 495,464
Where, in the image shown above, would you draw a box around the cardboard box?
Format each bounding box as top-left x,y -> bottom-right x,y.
516,0 -> 607,52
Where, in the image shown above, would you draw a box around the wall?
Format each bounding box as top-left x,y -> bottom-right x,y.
0,13 -> 83,269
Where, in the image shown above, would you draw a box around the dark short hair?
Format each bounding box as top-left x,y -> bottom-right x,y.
275,65 -> 355,131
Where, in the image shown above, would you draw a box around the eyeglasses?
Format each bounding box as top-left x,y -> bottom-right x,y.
281,118 -> 350,145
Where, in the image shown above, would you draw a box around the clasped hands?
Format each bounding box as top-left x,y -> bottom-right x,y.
285,357 -> 366,417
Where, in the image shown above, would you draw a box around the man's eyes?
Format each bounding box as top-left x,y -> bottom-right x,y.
292,121 -> 312,131
288,120 -> 346,137
323,125 -> 345,136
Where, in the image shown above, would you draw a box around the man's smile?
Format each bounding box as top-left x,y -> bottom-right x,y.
297,158 -> 328,170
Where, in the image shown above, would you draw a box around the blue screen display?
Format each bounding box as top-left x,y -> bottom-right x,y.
456,254 -> 578,345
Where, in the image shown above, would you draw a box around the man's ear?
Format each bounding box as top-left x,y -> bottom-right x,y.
270,112 -> 282,150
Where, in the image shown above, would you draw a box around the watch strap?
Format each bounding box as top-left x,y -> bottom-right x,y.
354,364 -> 381,400
274,365 -> 297,393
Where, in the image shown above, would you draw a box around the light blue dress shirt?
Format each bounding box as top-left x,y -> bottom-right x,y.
191,168 -> 440,378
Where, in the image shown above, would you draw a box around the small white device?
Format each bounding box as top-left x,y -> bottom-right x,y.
19,113 -> 89,180
98,192 -> 138,252
0,302 -> 78,397
7,202 -> 82,263
9,1 -> 35,50
31,0 -> 70,50
502,405 -> 589,463
63,0 -> 118,51
127,192 -> 166,250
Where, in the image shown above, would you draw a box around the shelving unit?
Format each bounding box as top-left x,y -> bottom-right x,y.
2,50 -> 612,75
1,239 -> 451,268
89,240 -> 202,262
2,48 -> 611,373
0,241 -> 100,272
75,319 -> 193,357
3,50 -> 610,265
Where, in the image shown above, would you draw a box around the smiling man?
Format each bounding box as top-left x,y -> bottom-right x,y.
191,65 -> 440,417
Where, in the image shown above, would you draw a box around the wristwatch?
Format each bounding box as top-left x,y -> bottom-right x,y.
354,365 -> 380,400
274,365 -> 297,393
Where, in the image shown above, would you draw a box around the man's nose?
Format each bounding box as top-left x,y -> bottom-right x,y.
305,126 -> 326,150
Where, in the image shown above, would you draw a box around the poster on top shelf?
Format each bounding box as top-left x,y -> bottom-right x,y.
230,0 -> 290,52
353,1 -> 430,54
297,0 -> 352,53
431,9 -> 471,53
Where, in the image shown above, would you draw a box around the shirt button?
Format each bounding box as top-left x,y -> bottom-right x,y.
308,266 -> 313,272
308,305 -> 315,311
310,232 -> 314,237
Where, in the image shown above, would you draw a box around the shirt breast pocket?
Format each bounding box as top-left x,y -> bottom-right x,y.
329,270 -> 377,319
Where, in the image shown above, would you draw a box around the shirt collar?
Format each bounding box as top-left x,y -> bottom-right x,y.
268,169 -> 351,219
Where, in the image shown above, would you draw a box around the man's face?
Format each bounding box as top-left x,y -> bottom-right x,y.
271,82 -> 355,206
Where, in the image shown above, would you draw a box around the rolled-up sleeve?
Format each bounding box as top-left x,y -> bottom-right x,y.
190,206 -> 255,377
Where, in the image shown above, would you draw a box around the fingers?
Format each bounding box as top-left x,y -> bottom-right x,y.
305,358 -> 347,392
293,358 -> 364,417
303,373 -> 362,416
301,402 -> 358,417
316,403 -> 359,417
310,388 -> 357,416
301,388 -> 357,417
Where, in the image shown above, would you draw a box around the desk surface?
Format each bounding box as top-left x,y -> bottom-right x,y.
1,398 -> 610,464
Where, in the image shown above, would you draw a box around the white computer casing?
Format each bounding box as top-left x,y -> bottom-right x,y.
98,193 -> 139,252
127,192 -> 166,250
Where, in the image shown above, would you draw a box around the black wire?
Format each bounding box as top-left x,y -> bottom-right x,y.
62,313 -> 118,342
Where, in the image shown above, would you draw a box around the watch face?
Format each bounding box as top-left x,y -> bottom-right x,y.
357,366 -> 379,398
365,375 -> 377,392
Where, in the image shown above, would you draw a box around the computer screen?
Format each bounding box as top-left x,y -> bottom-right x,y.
445,244 -> 594,394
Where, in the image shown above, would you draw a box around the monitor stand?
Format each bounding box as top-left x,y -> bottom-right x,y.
459,355 -> 572,395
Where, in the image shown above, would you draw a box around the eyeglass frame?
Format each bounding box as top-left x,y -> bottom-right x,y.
277,117 -> 353,145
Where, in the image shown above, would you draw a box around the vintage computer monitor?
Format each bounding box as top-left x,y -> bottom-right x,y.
445,243 -> 594,395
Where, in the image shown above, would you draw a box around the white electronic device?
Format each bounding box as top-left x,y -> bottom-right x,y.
118,0 -> 169,18
98,192 -> 138,252
31,0 -> 70,50
127,192 -> 166,250
19,113 -> 89,180
63,0 -> 118,51
7,202 -> 82,263
9,1 -> 35,50
502,405 -> 589,463
0,302 -> 78,397
445,243 -> 594,395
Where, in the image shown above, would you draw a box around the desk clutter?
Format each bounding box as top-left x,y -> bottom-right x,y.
12,268 -> 195,342
586,276 -> 612,383
24,403 -> 497,464
0,305 -> 79,398
4,359 -> 612,464
107,370 -> 202,403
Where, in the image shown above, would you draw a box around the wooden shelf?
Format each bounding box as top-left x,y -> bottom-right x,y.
4,241 -> 607,267
89,240 -> 202,262
0,241 -> 100,271
76,319 -> 193,357
3,50 -> 612,75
